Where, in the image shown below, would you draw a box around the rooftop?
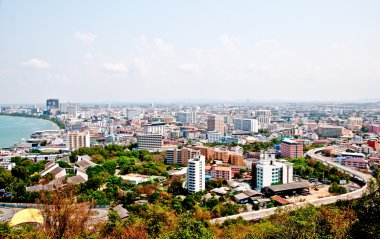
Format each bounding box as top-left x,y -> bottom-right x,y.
266,181 -> 310,192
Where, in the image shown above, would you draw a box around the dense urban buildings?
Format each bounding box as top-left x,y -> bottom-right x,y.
1,97 -> 380,238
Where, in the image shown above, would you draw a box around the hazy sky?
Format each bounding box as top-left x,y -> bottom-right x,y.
1,1 -> 380,104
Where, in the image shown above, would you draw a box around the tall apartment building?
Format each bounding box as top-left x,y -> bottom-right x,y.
207,115 -> 225,135
233,118 -> 259,133
253,153 -> 293,190
316,126 -> 344,137
280,139 -> 303,158
143,122 -> 167,135
186,155 -> 205,193
176,112 -> 197,125
67,131 -> 90,151
136,134 -> 163,152
165,147 -> 200,165
205,164 -> 231,180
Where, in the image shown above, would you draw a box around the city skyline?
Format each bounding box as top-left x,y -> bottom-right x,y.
1,1 -> 380,104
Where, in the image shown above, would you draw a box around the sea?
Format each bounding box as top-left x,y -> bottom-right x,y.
0,116 -> 59,148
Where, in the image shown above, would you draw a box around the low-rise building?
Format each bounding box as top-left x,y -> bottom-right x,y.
165,147 -> 200,165
343,158 -> 369,170
252,153 -> 294,190
205,164 -> 232,180
0,161 -> 15,170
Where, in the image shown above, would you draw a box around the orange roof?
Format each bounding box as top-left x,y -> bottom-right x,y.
206,165 -> 231,172
271,195 -> 291,205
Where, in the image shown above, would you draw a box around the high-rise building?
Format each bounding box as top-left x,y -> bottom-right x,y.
67,131 -> 90,151
46,99 -> 59,115
46,99 -> 59,111
176,112 -> 197,125
176,112 -> 188,124
253,153 -> 293,190
186,155 -> 205,193
233,118 -> 259,132
207,115 -> 225,135
137,134 -> 163,152
280,139 -> 303,158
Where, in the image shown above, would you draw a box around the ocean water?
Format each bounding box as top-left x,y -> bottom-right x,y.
0,116 -> 59,148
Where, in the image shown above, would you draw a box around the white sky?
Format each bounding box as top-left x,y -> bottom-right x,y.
0,1 -> 379,104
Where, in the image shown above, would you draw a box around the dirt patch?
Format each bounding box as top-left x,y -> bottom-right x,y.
288,186 -> 333,203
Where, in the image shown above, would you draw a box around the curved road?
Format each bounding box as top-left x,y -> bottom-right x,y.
306,148 -> 372,182
211,148 -> 373,224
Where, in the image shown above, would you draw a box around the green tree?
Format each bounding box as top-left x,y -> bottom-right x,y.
328,182 -> 347,194
350,180 -> 380,238
167,176 -> 184,195
103,160 -> 117,175
166,216 -> 215,239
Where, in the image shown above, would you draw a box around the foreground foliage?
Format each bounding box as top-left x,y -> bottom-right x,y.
1,180 -> 379,238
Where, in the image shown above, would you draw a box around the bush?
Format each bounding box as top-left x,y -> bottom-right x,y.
329,182 -> 347,194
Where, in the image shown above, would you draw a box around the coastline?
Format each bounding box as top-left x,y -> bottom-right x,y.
0,113 -> 65,129
0,115 -> 61,149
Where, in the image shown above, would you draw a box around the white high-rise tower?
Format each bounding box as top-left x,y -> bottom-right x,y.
186,155 -> 205,193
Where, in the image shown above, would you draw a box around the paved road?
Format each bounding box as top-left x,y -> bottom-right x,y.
305,148 -> 372,182
211,148 -> 373,224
